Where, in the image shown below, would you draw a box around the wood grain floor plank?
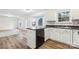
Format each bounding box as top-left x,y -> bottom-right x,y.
39,39 -> 77,49
0,35 -> 27,49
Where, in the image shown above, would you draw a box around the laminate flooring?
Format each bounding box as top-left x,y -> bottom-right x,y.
39,39 -> 77,49
0,35 -> 27,49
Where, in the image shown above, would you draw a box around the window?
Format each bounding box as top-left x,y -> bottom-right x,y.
58,10 -> 70,22
38,18 -> 43,26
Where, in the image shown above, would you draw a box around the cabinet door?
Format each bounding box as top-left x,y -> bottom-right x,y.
50,28 -> 72,45
26,29 -> 36,48
60,29 -> 72,45
50,28 -> 61,41
73,30 -> 79,46
45,28 -> 51,41
71,9 -> 79,19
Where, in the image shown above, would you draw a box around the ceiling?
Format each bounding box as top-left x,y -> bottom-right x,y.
0,9 -> 48,17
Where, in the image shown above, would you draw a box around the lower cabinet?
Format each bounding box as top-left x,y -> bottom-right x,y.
19,28 -> 79,48
59,29 -> 72,45
18,29 -> 36,49
45,28 -> 51,41
45,27 -> 79,48
24,29 -> 44,49
72,29 -> 79,47
50,28 -> 61,41
25,29 -> 36,49
49,28 -> 72,45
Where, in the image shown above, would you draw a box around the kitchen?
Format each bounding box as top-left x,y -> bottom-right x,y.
45,9 -> 79,48
0,9 -> 79,49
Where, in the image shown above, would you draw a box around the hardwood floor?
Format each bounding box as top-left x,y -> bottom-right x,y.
39,39 -> 77,49
0,35 -> 77,49
0,35 -> 28,49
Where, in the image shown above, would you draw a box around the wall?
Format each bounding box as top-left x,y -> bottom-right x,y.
26,12 -> 47,28
45,9 -> 57,21
0,16 -> 18,30
43,9 -> 57,25
26,15 -> 32,28
17,16 -> 28,29
71,9 -> 79,19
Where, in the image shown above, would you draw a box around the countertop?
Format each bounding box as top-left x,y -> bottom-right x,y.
27,28 -> 45,30
46,25 -> 79,30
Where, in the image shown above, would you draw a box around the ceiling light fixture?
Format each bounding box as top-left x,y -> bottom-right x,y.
23,9 -> 34,13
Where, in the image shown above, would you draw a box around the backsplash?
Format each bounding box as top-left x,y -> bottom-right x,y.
47,20 -> 79,26
46,21 -> 56,25
72,19 -> 79,24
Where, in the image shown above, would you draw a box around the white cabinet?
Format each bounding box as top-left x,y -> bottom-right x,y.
19,29 -> 36,49
71,9 -> 79,19
50,28 -> 72,45
50,28 -> 61,41
45,28 -> 60,41
45,28 -> 51,41
59,29 -> 72,45
72,30 -> 79,47
25,29 -> 36,48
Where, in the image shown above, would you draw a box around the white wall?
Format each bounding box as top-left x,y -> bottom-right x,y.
0,16 -> 18,30
71,9 -> 79,19
26,15 -> 31,28
26,12 -> 47,28
39,10 -> 57,25
45,9 -> 57,21
17,16 -> 28,29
